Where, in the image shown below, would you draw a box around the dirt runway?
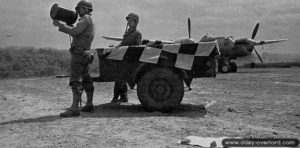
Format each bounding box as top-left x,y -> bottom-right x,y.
0,68 -> 299,147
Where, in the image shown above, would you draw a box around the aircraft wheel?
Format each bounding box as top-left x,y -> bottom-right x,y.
250,63 -> 256,68
220,64 -> 231,73
229,62 -> 237,72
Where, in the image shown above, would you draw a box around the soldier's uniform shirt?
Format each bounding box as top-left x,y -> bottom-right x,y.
114,27 -> 142,98
120,27 -> 142,46
59,14 -> 95,51
58,14 -> 95,92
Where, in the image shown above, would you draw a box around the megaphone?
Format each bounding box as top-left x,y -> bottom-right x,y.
50,3 -> 78,26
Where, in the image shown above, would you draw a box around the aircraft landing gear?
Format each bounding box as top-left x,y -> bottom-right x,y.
250,62 -> 256,68
219,63 -> 231,73
218,58 -> 237,73
229,61 -> 237,72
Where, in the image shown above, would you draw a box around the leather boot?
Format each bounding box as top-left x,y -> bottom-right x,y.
59,108 -> 80,117
118,82 -> 128,103
111,82 -> 119,103
81,91 -> 94,112
111,97 -> 119,103
119,93 -> 128,103
60,91 -> 81,117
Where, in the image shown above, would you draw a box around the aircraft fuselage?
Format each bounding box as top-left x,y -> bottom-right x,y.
200,36 -> 252,59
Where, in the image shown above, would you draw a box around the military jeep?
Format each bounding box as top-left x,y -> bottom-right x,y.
93,41 -> 220,111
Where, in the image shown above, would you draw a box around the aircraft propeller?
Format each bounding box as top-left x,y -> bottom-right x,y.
173,17 -> 195,44
253,47 -> 263,63
251,23 -> 260,39
188,17 -> 191,39
233,22 -> 287,63
251,22 -> 263,63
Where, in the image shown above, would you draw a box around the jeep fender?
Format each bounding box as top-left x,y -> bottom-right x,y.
128,63 -> 192,89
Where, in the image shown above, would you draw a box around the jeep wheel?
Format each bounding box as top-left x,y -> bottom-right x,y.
137,67 -> 184,111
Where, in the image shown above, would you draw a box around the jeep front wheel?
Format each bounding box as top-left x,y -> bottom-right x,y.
137,67 -> 184,111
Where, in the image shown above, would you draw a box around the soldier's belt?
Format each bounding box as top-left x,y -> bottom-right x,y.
70,46 -> 90,55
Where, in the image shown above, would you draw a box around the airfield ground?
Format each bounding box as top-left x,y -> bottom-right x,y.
0,68 -> 299,147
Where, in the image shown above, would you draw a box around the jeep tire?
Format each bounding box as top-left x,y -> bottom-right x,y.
137,67 -> 184,111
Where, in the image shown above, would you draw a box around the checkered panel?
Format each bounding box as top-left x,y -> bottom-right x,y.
105,46 -> 128,60
102,41 -> 219,70
139,47 -> 161,64
162,44 -> 180,54
178,43 -> 198,55
123,46 -> 145,62
195,42 -> 218,56
175,54 -> 195,69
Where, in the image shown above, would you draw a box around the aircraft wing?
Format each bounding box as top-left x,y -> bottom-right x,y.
102,35 -> 174,45
256,39 -> 288,45
142,39 -> 174,45
102,36 -> 123,41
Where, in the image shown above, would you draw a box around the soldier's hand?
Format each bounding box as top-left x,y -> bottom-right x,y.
53,19 -> 62,27
83,50 -> 94,64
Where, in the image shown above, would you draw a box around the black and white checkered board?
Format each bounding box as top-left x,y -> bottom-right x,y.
103,41 -> 219,70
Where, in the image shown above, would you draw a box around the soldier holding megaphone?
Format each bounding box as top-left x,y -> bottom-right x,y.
52,0 -> 95,117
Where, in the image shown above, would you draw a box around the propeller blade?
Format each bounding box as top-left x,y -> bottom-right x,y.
251,22 -> 260,39
253,47 -> 263,63
188,17 -> 191,39
255,39 -> 288,45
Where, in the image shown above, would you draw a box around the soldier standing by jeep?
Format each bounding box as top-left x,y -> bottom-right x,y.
111,12 -> 142,103
53,0 -> 95,117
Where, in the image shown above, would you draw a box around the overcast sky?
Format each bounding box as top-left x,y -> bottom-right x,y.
0,0 -> 299,53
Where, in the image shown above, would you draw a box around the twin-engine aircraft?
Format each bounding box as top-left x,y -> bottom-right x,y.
199,22 -> 287,73
103,18 -> 287,73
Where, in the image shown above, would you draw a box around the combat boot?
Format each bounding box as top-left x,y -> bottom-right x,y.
110,96 -> 119,103
59,108 -> 80,117
60,91 -> 81,117
118,83 -> 128,103
81,91 -> 94,112
111,82 -> 120,103
118,93 -> 128,103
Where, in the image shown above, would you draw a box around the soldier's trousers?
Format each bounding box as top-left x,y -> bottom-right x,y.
113,81 -> 128,98
69,54 -> 94,95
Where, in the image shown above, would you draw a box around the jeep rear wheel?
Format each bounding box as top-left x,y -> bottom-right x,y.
137,67 -> 184,111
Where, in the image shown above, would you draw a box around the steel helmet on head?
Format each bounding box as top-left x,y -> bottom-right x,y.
126,13 -> 139,24
76,0 -> 93,12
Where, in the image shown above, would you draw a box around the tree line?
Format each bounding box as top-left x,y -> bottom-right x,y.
0,46 -> 99,79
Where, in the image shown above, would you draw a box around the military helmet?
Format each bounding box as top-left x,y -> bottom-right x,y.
126,13 -> 139,24
76,0 -> 93,12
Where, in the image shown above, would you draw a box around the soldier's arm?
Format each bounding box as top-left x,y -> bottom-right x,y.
136,32 -> 142,45
58,16 -> 89,37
